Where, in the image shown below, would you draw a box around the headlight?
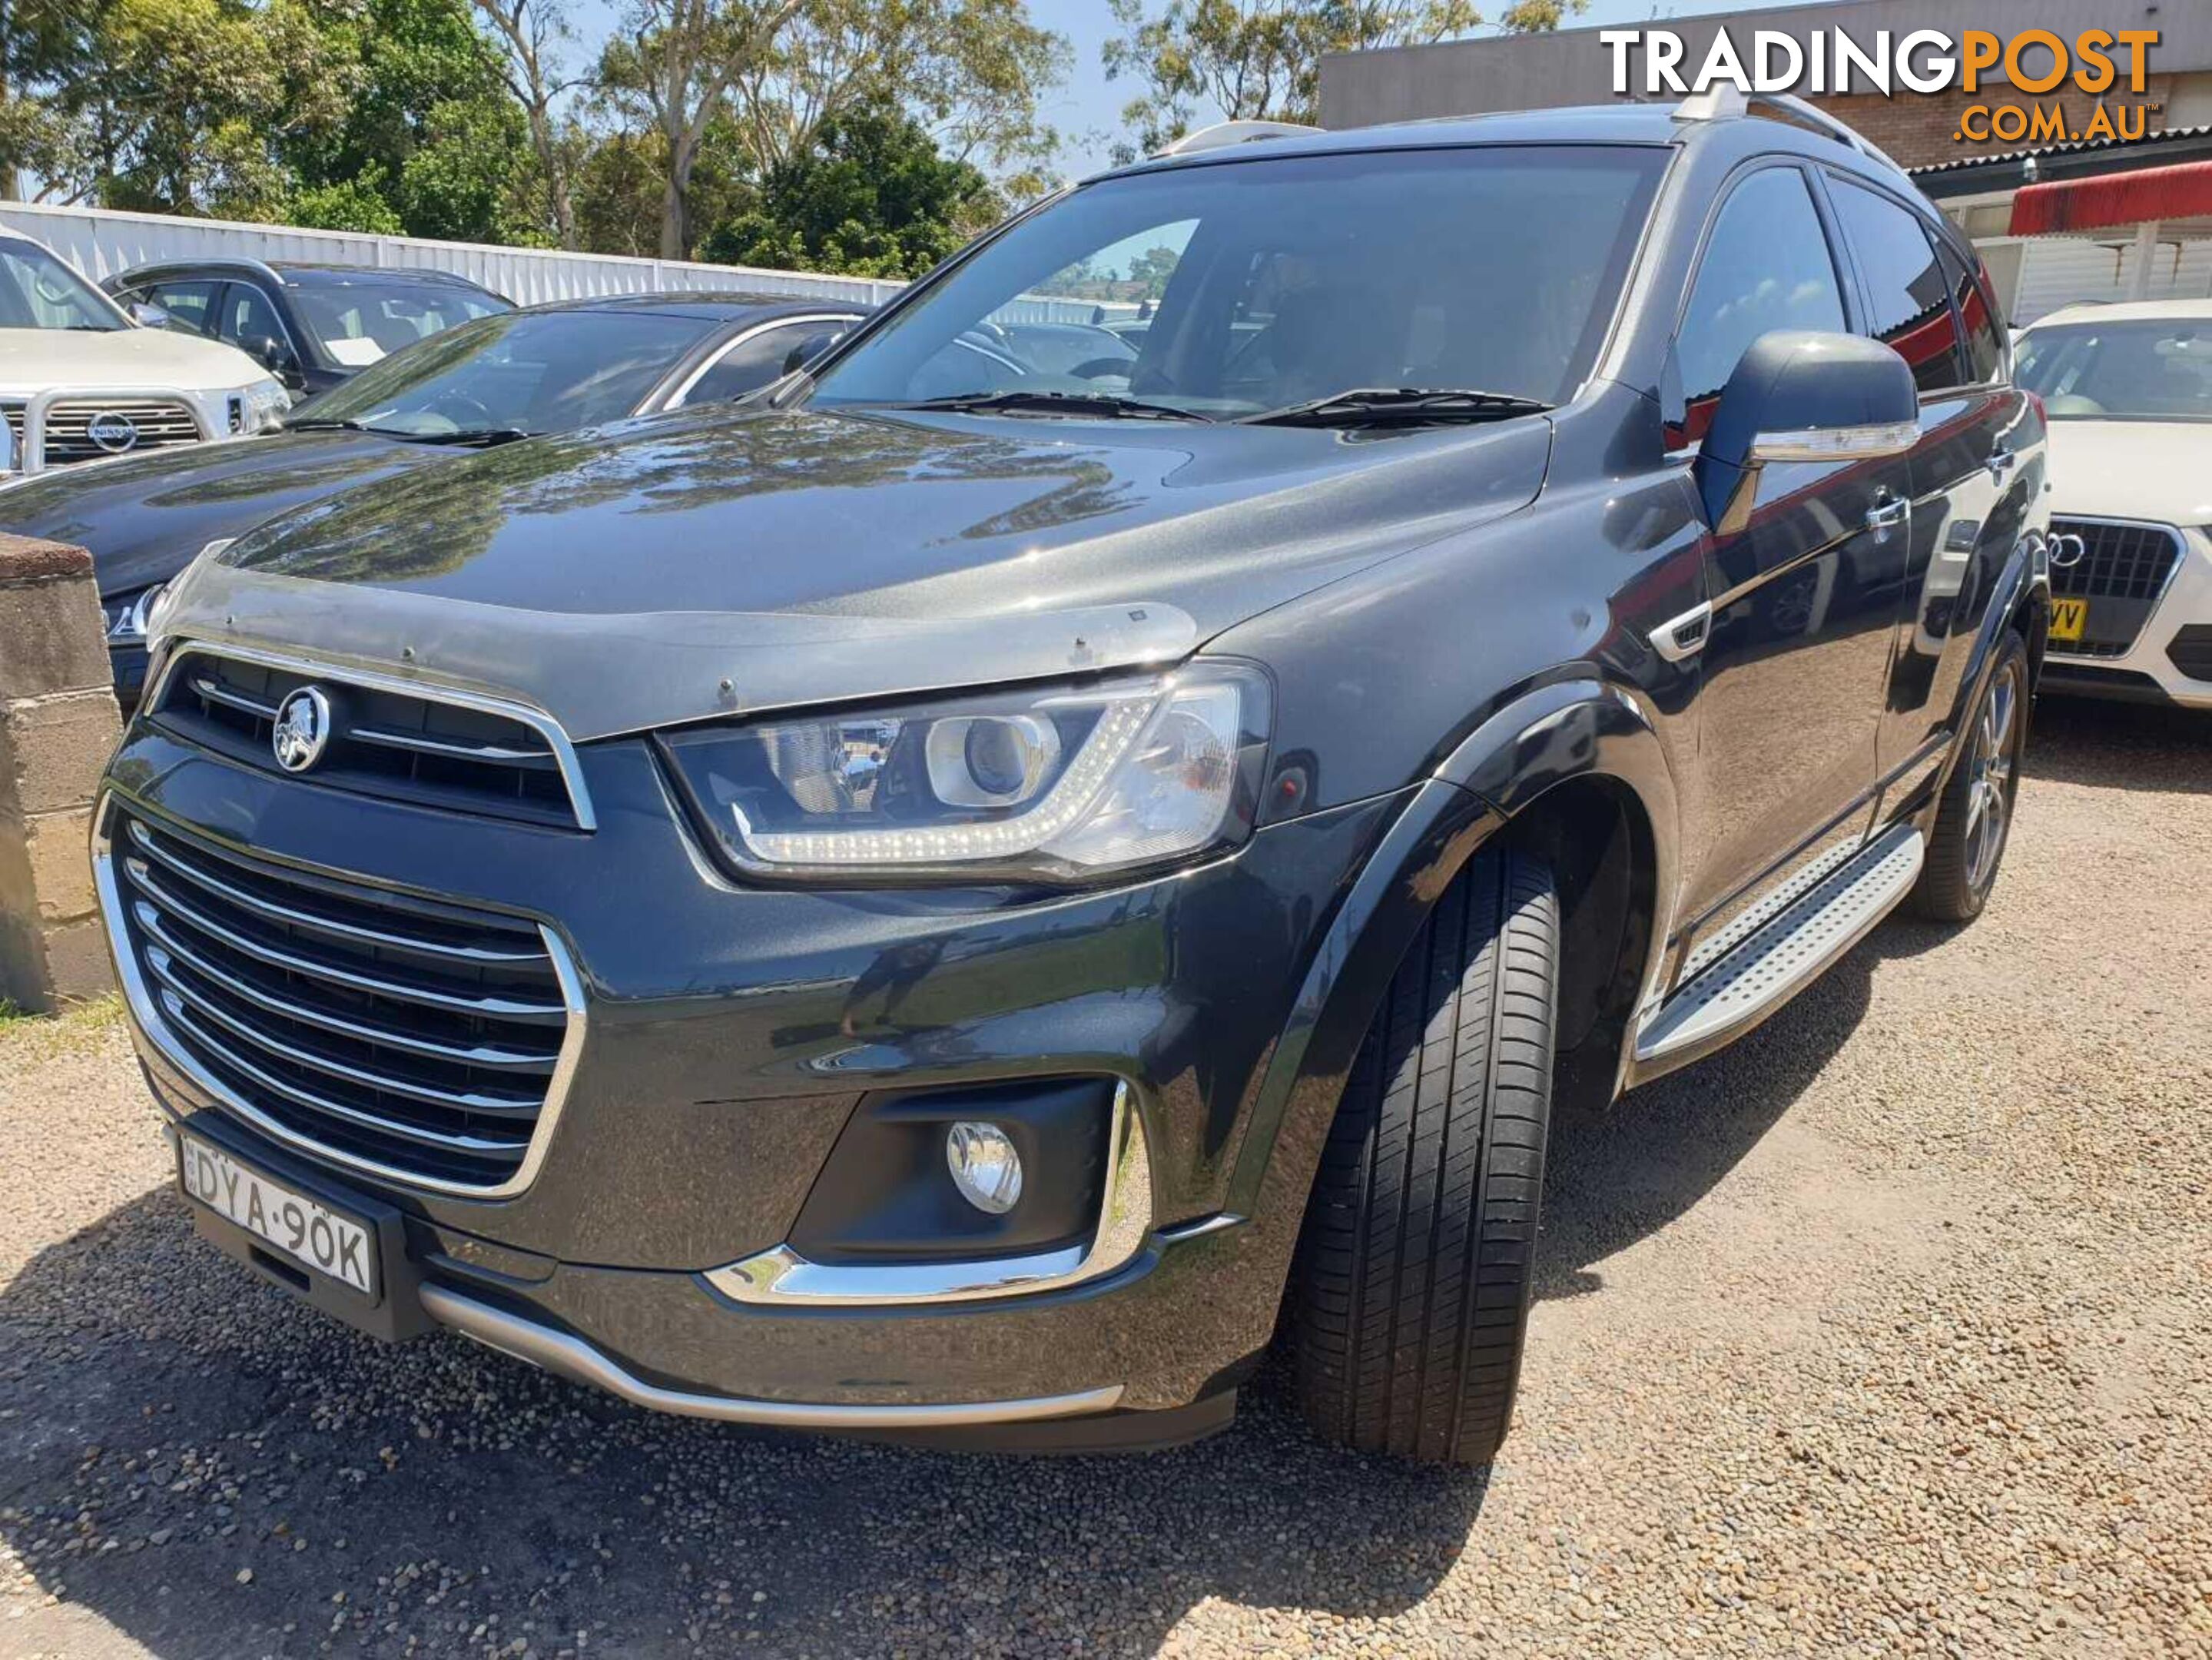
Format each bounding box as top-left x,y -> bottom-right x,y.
104,584 -> 167,643
661,663 -> 1271,882
237,378 -> 290,433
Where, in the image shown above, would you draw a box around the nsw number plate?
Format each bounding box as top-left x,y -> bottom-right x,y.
178,1134 -> 378,1297
2049,596 -> 2088,646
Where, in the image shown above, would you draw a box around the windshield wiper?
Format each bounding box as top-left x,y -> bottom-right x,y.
889,390 -> 1212,423
398,427 -> 538,447
1242,387 -> 1552,429
282,417 -> 373,433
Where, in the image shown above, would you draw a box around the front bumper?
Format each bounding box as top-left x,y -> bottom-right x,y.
98,718 -> 1401,1430
2044,523 -> 2212,709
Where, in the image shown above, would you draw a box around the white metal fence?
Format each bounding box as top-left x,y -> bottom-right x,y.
0,200 -> 1129,325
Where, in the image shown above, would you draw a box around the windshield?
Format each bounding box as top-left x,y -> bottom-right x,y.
0,242 -> 124,332
289,281 -> 510,368
810,145 -> 1666,420
287,308 -> 718,438
2015,318 -> 2212,423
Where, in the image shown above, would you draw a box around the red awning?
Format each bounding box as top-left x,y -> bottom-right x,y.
2009,159 -> 2212,235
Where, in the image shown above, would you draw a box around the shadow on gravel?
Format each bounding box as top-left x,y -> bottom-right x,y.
0,1186 -> 1485,1658
2028,696 -> 2211,795
0,937 -> 1920,1658
1537,918 -> 1885,1302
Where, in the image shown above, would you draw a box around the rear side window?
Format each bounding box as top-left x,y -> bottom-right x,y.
676,321 -> 841,407
221,284 -> 289,351
1830,178 -> 1963,393
1937,242 -> 2005,383
1673,166 -> 1848,440
145,280 -> 221,337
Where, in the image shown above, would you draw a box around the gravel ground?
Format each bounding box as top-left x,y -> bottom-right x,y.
2,696 -> 2207,1659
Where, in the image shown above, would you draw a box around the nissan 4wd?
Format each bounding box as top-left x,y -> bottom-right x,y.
98,95 -> 2051,1466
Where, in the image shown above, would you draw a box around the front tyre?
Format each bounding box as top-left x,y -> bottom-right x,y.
1290,845 -> 1559,1467
1913,630 -> 2029,923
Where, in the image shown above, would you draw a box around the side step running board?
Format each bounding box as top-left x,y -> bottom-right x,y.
1635,824 -> 1924,1080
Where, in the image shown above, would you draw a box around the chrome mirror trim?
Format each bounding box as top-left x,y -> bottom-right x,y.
1748,421 -> 1919,464
705,1079 -> 1153,1306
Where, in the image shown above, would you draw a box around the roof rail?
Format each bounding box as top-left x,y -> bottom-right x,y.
1153,119 -> 1320,158
1673,87 -> 1906,176
114,254 -> 290,288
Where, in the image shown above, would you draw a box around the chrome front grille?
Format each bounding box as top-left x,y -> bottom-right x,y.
41,398 -> 204,463
103,805 -> 580,1194
2,397 -> 205,467
2049,518 -> 2185,659
151,647 -> 591,830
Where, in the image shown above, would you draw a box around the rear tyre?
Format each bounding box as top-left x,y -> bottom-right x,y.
1912,630 -> 2028,923
1290,845 -> 1560,1467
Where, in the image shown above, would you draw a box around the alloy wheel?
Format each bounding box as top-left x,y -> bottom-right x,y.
1962,662 -> 2020,893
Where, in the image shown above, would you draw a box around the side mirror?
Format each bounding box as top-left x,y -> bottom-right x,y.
781,328 -> 847,377
1694,330 -> 1917,534
130,302 -> 173,330
244,334 -> 300,380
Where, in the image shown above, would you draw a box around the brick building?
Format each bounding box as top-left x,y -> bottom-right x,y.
1319,0 -> 2212,321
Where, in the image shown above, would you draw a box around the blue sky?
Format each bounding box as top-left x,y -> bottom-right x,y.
565,0 -> 1807,180
1036,0 -> 1808,176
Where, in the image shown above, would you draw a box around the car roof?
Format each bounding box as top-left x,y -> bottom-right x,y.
264,261 -> 490,288
1097,104 -> 1686,181
111,257 -> 498,292
526,291 -> 871,322
1092,101 -> 1917,190
2024,298 -> 2212,327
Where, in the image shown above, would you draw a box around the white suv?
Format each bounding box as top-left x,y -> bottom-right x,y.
2014,298 -> 2212,709
0,231 -> 289,476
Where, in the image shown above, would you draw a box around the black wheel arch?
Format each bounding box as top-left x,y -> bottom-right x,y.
1921,533 -> 2051,824
1218,677 -> 1680,1328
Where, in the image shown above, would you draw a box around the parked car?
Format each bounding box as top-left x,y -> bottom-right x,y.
2011,298 -> 2212,707
104,259 -> 511,400
980,320 -> 1137,378
0,293 -> 864,706
100,96 -> 2050,1466
0,231 -> 290,475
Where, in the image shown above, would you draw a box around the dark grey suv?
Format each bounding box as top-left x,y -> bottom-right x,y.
97,96 -> 2051,1465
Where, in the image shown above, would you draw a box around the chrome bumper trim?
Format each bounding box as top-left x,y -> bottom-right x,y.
419,1283 -> 1126,1428
702,1079 -> 1153,1307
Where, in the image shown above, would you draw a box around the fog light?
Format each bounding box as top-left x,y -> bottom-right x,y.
945,1122 -> 1022,1213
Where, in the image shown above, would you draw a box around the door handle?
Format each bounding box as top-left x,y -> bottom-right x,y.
1865,496 -> 1909,534
1986,445 -> 2017,483
1649,600 -> 1713,663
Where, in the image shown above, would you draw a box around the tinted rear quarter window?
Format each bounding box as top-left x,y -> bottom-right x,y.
1830,178 -> 1963,393
1937,242 -> 2005,383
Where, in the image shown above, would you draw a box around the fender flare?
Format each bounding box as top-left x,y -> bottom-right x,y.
1925,534 -> 2049,811
1216,677 -> 1683,1291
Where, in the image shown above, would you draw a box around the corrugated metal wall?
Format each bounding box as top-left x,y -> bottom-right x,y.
2001,233 -> 2212,324
0,201 -> 900,307
0,201 -> 1129,326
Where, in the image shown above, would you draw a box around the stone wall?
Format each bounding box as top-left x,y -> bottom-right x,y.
0,533 -> 120,1011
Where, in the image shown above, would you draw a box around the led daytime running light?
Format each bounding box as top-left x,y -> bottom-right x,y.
737,692 -> 1157,865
